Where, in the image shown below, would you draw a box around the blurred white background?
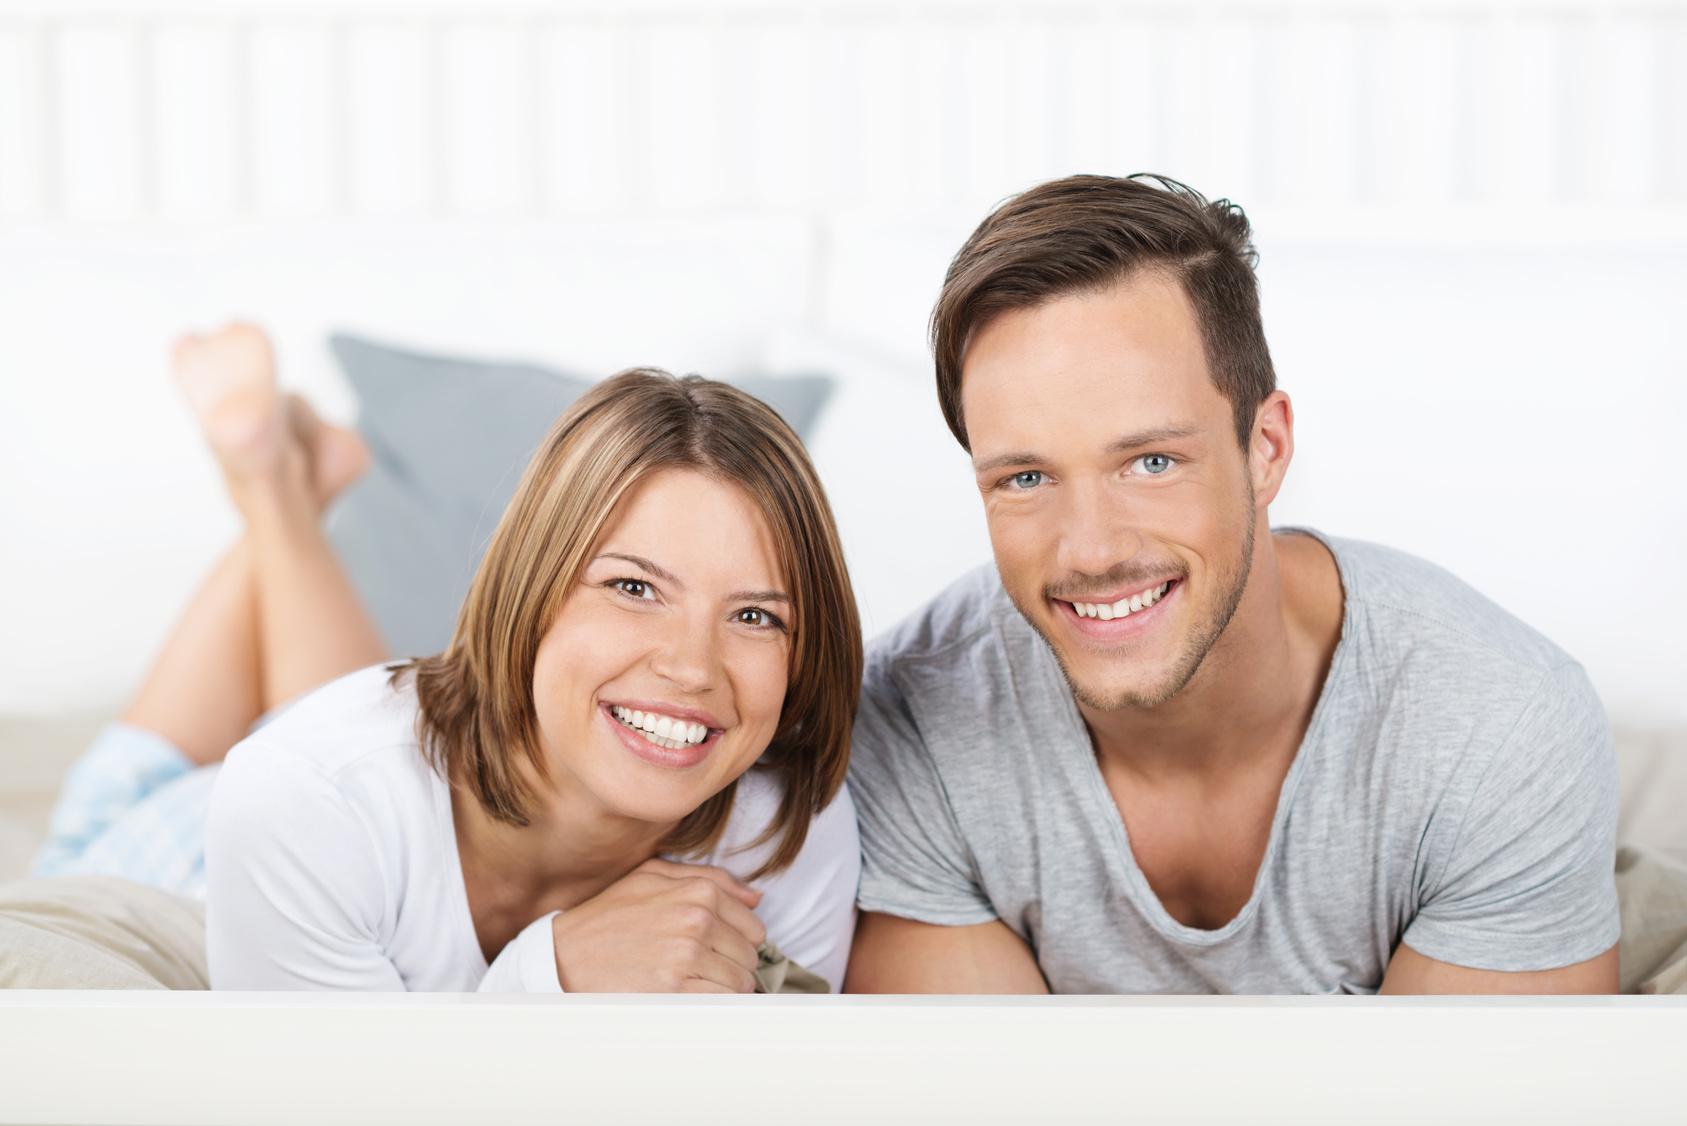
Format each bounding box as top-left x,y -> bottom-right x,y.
0,0 -> 1683,729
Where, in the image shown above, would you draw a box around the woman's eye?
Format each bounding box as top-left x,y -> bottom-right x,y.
1133,454 -> 1175,476
735,607 -> 787,632
1007,470 -> 1044,491
610,578 -> 654,600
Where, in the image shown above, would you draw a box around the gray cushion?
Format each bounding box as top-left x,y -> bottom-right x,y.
324,333 -> 833,658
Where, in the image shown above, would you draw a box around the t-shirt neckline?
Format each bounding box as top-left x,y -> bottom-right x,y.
1054,526 -> 1357,948
429,762 -> 492,975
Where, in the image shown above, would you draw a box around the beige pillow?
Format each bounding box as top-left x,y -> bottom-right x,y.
3,856 -> 1681,994
1616,845 -> 1687,995
0,875 -> 827,992
0,875 -> 206,989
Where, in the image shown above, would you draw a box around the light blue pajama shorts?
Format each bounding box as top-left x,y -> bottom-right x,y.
31,723 -> 217,900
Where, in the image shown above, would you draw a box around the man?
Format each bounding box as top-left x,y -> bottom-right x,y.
843,174 -> 1619,994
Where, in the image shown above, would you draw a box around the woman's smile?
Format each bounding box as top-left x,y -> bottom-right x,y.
600,700 -> 725,769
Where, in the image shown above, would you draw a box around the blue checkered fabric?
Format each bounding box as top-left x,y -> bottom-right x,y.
32,723 -> 216,900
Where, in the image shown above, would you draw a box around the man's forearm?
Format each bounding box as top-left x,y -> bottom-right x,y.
844,911 -> 1050,993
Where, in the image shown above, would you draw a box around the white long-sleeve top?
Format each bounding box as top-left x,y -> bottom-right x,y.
205,665 -> 860,992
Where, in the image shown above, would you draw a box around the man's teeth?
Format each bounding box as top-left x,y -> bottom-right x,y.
1070,581 -> 1173,621
610,705 -> 710,749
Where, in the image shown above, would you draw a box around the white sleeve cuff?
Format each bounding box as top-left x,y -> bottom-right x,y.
477,910 -> 564,993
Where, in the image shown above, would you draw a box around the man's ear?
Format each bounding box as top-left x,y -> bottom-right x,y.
1249,390 -> 1295,507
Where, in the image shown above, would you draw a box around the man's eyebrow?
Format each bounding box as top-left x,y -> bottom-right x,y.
972,424 -> 1202,476
1104,423 -> 1200,454
595,552 -> 681,587
972,450 -> 1046,476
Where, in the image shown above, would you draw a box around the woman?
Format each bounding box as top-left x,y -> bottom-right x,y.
36,323 -> 863,993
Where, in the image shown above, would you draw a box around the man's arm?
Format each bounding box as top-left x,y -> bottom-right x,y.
846,651 -> 1040,993
1380,941 -> 1618,995
1392,663 -> 1620,994
844,911 -> 1050,994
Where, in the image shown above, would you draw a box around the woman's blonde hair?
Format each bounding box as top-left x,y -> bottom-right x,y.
398,368 -> 861,877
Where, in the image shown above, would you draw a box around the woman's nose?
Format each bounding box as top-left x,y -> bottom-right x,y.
648,617 -> 719,695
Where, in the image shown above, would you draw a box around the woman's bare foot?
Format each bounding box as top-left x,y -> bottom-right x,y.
286,394 -> 371,507
174,323 -> 369,516
172,323 -> 289,486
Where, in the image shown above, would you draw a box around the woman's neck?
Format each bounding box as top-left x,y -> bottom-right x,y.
450,759 -> 675,910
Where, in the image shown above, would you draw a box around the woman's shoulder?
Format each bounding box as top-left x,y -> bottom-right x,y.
212,663 -> 443,858
245,664 -> 421,768
707,771 -> 859,884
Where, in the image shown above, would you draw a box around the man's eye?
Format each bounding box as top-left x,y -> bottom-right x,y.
610,578 -> 654,600
1134,454 -> 1175,476
1007,470 -> 1044,491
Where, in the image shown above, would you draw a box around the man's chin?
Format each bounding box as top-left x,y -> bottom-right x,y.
1065,668 -> 1183,712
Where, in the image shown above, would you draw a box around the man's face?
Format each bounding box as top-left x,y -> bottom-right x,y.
960,270 -> 1259,711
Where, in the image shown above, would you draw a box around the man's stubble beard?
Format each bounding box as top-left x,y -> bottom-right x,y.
1013,485 -> 1257,713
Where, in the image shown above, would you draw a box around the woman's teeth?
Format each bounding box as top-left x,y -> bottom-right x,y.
610,705 -> 710,749
1070,580 -> 1173,621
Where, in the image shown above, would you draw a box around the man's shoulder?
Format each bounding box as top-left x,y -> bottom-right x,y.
1321,532 -> 1582,684
853,563 -> 1040,762
864,563 -> 1018,677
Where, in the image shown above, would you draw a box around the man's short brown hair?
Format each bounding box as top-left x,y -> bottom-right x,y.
930,173 -> 1276,451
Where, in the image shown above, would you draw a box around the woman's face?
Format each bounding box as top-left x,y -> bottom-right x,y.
530,467 -> 792,827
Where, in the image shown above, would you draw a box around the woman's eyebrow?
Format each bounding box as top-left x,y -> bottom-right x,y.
596,552 -> 682,587
598,554 -> 787,604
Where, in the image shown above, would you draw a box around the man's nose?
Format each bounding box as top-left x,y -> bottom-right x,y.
1054,479 -> 1142,579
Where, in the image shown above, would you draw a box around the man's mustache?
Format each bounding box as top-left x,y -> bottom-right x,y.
1044,562 -> 1185,603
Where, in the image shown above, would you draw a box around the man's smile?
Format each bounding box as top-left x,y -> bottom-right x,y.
1052,578 -> 1182,640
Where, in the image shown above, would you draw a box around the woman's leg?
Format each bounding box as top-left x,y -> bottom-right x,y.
240,393 -> 387,712
121,540 -> 263,767
121,324 -> 384,765
38,324 -> 387,887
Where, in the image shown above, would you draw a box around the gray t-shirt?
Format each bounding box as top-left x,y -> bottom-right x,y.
849,531 -> 1620,994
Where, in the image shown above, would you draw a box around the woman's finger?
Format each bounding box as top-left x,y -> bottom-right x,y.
647,860 -> 762,909
688,949 -> 758,993
703,912 -> 761,973
708,887 -> 769,950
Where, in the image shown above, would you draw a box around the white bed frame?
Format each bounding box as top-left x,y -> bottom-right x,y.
3,992 -> 1685,1123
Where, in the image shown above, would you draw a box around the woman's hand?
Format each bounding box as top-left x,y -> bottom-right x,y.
550,858 -> 768,992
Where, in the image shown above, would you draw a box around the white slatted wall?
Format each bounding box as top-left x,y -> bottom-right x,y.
2,1 -> 1684,723
0,1 -> 1682,234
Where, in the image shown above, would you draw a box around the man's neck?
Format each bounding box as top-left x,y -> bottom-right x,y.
1078,528 -> 1343,785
